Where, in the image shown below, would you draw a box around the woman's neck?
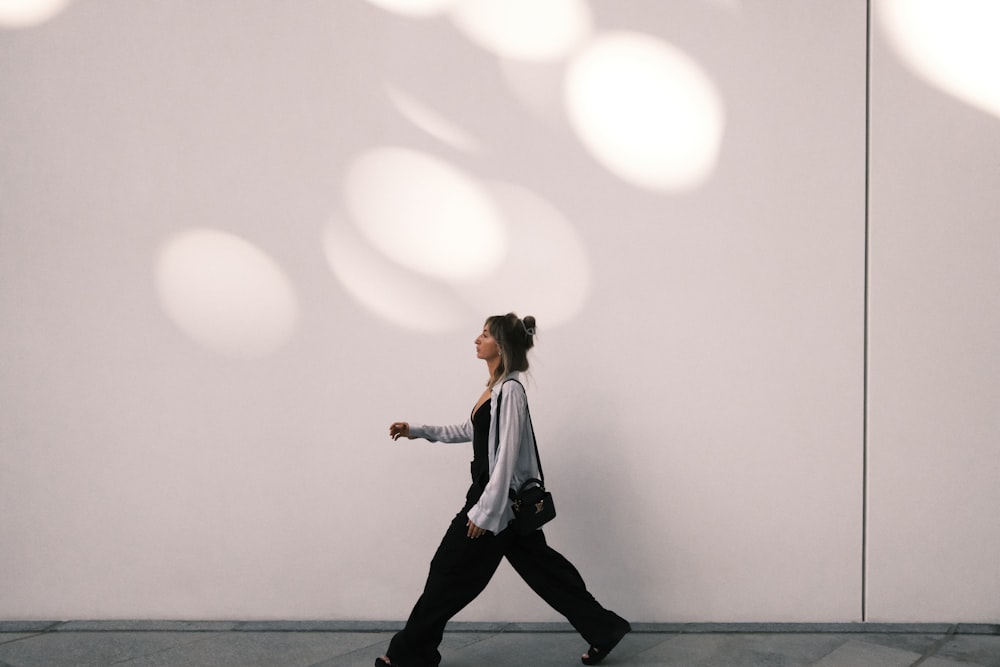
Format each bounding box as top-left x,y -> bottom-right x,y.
487,359 -> 502,386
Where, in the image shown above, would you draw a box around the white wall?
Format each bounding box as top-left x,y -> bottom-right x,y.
0,0 -> 995,623
866,0 -> 1000,622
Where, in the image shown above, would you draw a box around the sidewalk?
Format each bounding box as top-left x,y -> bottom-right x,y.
1,621 -> 998,666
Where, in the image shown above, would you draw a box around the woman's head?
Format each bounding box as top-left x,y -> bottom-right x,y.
482,312 -> 536,386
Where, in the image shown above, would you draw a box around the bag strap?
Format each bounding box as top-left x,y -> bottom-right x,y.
494,378 -> 544,485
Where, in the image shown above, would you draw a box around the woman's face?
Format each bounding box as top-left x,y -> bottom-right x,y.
475,323 -> 500,363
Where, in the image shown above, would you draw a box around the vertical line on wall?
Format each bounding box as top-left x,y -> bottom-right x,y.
862,0 -> 872,624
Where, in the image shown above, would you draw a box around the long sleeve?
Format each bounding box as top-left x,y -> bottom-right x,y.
466,378 -> 537,534
409,421 -> 473,443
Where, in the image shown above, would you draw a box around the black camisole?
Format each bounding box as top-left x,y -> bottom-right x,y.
470,400 -> 491,488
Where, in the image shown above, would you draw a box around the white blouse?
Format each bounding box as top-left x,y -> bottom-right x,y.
408,371 -> 541,535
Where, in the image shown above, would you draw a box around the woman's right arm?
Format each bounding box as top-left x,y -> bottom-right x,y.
389,421 -> 473,443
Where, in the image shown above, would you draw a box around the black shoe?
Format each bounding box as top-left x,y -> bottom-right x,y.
581,620 -> 631,665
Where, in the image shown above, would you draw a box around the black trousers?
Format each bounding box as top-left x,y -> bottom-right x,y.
387,485 -> 629,667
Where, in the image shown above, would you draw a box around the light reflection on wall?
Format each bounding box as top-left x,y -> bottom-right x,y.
154,228 -> 299,359
365,0 -> 726,196
363,0 -> 454,18
384,83 -> 483,153
449,0 -> 593,62
343,146 -> 508,283
326,150 -> 591,332
364,0 -> 593,64
497,57 -> 567,128
452,181 -> 590,324
565,32 -> 725,192
0,0 -> 71,28
323,218 -> 468,333
878,0 -> 1000,119
342,3 -> 726,330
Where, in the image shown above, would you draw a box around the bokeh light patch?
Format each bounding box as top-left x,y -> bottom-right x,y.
326,163 -> 591,333
449,0 -> 593,62
384,84 -> 483,153
0,0 -> 71,28
453,182 -> 591,328
323,218 -> 466,333
879,0 -> 1000,119
344,146 -> 508,283
154,228 -> 299,359
565,32 -> 725,192
362,0 -> 455,18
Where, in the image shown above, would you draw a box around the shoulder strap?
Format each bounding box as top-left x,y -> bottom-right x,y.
494,378 -> 544,483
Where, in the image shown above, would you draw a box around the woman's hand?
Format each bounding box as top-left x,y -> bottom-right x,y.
467,519 -> 488,539
389,422 -> 411,440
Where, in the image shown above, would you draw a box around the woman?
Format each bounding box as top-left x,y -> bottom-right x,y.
376,313 -> 630,667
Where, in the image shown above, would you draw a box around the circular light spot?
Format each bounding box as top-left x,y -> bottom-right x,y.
453,182 -> 591,328
343,147 -> 508,283
0,0 -> 71,28
323,218 -> 467,333
325,181 -> 591,333
565,32 -> 725,192
154,228 -> 298,359
362,0 -> 455,18
879,0 -> 1000,119
449,0 -> 593,62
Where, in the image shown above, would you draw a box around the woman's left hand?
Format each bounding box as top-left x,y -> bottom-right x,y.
466,519 -> 488,539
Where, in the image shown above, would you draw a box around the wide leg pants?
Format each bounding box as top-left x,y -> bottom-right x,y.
386,486 -> 629,667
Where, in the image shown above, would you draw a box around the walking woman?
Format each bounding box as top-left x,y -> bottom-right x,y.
376,313 -> 630,667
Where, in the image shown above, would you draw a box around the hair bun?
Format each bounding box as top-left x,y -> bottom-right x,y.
522,315 -> 537,337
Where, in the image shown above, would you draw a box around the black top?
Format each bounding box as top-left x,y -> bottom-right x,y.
470,400 -> 491,488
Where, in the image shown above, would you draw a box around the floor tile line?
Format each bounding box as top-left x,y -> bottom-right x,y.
907,623 -> 958,667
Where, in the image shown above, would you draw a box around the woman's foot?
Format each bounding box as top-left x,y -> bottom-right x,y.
375,657 -> 392,667
581,643 -> 621,665
581,620 -> 631,665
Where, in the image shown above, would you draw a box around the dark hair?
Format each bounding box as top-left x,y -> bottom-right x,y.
486,313 -> 537,387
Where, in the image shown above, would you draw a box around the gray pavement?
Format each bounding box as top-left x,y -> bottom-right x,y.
1,621 -> 998,666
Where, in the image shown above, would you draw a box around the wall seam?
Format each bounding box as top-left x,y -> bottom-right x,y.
862,0 -> 873,624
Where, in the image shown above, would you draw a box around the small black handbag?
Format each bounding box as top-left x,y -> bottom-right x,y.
511,477 -> 556,536
497,379 -> 556,535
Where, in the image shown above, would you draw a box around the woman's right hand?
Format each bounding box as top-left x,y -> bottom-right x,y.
389,422 -> 411,440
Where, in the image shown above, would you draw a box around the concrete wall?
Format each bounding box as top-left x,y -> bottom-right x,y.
0,0 -> 996,623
